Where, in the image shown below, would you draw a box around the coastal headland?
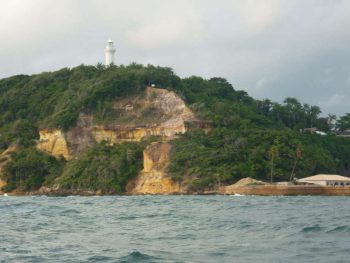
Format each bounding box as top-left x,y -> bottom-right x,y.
1,64 -> 350,196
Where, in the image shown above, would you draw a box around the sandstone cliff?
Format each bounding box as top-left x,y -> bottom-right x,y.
37,129 -> 70,159
37,87 -> 198,159
0,180 -> 5,193
0,145 -> 18,192
127,142 -> 184,194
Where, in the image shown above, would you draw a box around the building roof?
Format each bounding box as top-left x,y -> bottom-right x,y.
298,174 -> 350,182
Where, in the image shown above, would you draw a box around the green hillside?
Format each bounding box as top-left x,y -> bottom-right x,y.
1,64 -> 350,193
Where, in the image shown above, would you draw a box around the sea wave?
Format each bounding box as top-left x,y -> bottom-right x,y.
0,196 -> 349,263
301,225 -> 325,233
327,225 -> 350,233
117,251 -> 160,263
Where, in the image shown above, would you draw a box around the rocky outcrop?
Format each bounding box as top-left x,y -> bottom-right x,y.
0,179 -> 6,194
37,129 -> 70,159
36,87 -> 203,159
128,142 -> 184,194
36,185 -> 97,196
229,177 -> 267,187
91,125 -> 179,144
33,86 -> 212,195
0,145 -> 18,191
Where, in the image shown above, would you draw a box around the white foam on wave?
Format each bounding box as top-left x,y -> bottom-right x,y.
232,193 -> 245,197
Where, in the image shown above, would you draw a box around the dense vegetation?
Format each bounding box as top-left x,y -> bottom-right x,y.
166,76 -> 350,189
169,129 -> 350,190
55,142 -> 143,194
0,64 -> 350,192
1,147 -> 64,192
0,63 -> 179,148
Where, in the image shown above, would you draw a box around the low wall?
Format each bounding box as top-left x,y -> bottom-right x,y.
222,185 -> 350,196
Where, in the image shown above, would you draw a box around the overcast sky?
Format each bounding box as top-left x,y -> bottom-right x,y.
1,0 -> 350,116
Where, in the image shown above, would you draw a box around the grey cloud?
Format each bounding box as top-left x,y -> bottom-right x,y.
1,0 -> 349,116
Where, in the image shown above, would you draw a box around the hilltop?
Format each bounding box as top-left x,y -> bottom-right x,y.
0,63 -> 350,195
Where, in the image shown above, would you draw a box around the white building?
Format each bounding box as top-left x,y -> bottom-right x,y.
297,174 -> 350,186
338,130 -> 350,138
104,39 -> 116,66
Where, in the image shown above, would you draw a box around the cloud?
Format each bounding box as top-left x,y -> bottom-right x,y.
125,14 -> 205,50
0,0 -> 350,116
0,0 -> 82,49
319,94 -> 350,115
322,94 -> 348,107
244,0 -> 282,35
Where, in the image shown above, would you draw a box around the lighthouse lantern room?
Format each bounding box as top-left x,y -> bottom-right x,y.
104,39 -> 116,66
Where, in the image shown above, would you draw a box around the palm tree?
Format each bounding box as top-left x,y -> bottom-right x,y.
269,145 -> 279,183
327,114 -> 337,132
290,145 -> 302,182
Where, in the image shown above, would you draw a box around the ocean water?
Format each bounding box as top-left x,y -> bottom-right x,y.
0,196 -> 349,263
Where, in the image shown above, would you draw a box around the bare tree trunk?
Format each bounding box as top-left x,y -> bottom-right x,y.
270,156 -> 274,183
290,159 -> 298,182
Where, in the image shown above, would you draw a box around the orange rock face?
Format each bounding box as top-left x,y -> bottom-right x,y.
34,87 -> 211,195
0,145 -> 19,191
0,179 -> 6,192
37,129 -> 70,159
36,87 -> 202,159
129,142 -> 183,194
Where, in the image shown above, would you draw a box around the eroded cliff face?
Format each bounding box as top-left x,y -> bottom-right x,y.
90,87 -> 195,143
35,86 -> 209,194
128,142 -> 184,194
0,145 -> 18,191
0,179 -> 6,192
36,87 -> 198,159
37,129 -> 70,159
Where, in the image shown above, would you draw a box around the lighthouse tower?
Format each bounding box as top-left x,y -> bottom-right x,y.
104,39 -> 116,66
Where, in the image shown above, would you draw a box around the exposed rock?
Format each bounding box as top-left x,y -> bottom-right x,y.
0,179 -> 6,193
128,142 -> 184,194
33,86 -> 212,195
36,87 -> 205,159
37,129 -> 70,159
0,144 -> 18,190
231,177 -> 267,187
143,142 -> 172,172
37,185 -> 96,196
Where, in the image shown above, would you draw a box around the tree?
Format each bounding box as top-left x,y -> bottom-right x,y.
268,139 -> 280,183
290,144 -> 302,182
306,105 -> 321,128
95,62 -> 106,71
336,113 -> 350,132
3,148 -> 63,191
327,114 -> 337,132
284,97 -> 302,129
257,99 -> 272,116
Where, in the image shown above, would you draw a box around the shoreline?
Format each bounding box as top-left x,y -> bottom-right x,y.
2,185 -> 350,197
219,184 -> 350,196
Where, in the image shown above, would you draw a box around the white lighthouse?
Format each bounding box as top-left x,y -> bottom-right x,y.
104,39 -> 116,66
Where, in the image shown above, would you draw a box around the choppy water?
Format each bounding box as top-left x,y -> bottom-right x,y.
1,195 -> 350,263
